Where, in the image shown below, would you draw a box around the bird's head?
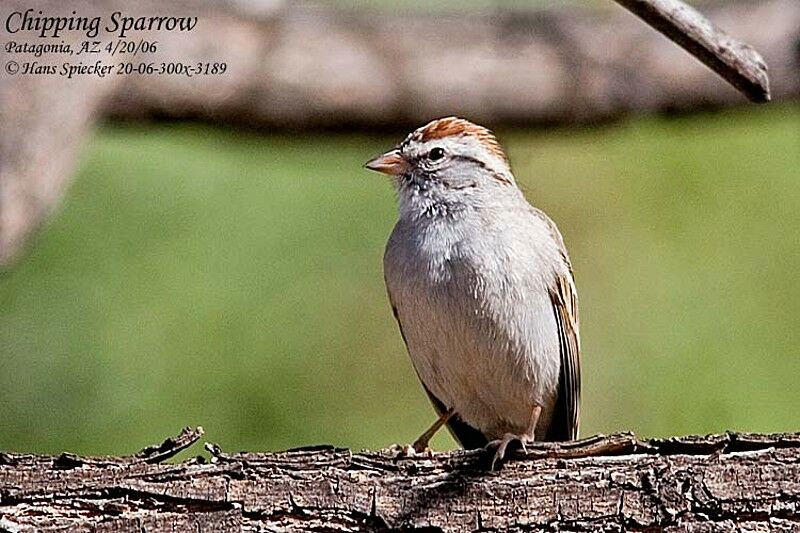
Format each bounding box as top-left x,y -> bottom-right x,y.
365,117 -> 517,218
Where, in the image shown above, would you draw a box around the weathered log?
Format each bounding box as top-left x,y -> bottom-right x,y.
2,0 -> 798,267
1,427 -> 799,532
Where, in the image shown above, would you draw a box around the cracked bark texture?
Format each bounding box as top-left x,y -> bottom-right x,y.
1,429 -> 799,532
2,0 -> 799,267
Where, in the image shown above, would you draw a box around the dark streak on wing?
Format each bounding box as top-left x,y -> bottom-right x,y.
546,274 -> 581,441
390,303 -> 489,449
528,206 -> 580,441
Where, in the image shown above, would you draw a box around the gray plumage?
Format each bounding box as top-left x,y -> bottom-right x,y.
368,117 -> 580,448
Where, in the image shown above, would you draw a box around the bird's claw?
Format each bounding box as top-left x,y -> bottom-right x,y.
486,433 -> 532,470
390,443 -> 433,458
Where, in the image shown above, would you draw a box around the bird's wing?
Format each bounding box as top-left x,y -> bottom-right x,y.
389,301 -> 489,449
529,206 -> 581,441
546,272 -> 581,441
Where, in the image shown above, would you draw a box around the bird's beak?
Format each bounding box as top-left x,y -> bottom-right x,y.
364,149 -> 408,176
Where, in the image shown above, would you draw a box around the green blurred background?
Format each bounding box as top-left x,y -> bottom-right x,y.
1,104 -> 798,455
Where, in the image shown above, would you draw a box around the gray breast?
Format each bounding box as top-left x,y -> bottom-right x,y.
384,214 -> 563,439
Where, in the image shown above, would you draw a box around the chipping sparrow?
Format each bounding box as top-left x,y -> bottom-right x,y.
366,117 -> 580,466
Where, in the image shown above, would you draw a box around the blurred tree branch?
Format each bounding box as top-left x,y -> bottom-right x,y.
2,0 -> 799,267
1,428 -> 799,531
613,0 -> 771,102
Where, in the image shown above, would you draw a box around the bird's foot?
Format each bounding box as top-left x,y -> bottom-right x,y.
390,443 -> 433,458
486,433 -> 533,470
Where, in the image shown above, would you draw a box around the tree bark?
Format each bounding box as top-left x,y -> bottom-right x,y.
1,427 -> 799,532
613,0 -> 771,102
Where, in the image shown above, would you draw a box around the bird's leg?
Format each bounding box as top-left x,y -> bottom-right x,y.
487,405 -> 542,470
412,408 -> 455,453
393,408 -> 454,457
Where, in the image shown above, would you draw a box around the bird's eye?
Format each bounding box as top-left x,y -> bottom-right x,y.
428,147 -> 445,161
